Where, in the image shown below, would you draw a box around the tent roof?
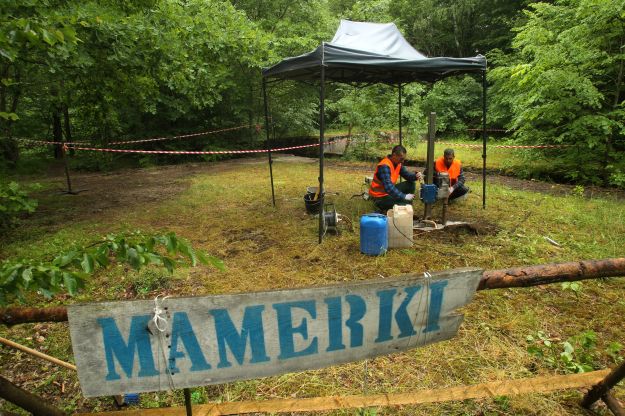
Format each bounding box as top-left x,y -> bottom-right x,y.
263,20 -> 486,84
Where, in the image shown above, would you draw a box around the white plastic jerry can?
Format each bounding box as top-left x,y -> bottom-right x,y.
387,204 -> 414,248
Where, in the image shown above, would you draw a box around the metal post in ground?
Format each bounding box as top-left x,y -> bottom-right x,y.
481,70 -> 487,209
262,78 -> 276,207
424,112 -> 436,220
184,388 -> 193,416
318,64 -> 326,244
398,83 -> 403,147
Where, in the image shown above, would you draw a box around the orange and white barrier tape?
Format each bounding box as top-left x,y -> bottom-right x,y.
436,141 -> 572,149
66,136 -> 350,155
13,124 -> 261,148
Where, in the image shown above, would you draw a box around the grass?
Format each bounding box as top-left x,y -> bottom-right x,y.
0,156 -> 624,415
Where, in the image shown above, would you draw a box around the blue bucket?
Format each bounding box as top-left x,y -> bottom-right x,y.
360,213 -> 388,256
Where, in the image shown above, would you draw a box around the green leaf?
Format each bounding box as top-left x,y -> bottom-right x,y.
127,248 -> 141,270
21,267 -> 33,283
177,240 -> 197,266
63,272 -> 78,295
81,253 -> 95,273
54,251 -> 79,267
41,29 -> 56,46
165,233 -> 178,254
162,257 -> 175,274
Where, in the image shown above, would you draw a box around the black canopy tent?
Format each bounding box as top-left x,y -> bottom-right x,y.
262,20 -> 488,243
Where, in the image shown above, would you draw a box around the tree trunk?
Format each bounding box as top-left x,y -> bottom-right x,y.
0,64 -> 20,165
52,107 -> 63,159
63,104 -> 74,156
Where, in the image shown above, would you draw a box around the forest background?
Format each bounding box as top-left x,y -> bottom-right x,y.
1,0 -> 624,186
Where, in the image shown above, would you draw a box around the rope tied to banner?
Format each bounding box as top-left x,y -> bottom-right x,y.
152,295 -> 170,332
149,295 -> 176,391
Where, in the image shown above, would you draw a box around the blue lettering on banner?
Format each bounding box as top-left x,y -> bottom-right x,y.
344,295 -> 366,347
375,286 -> 421,343
273,300 -> 318,360
324,295 -> 366,351
211,305 -> 270,368
324,297 -> 345,352
423,280 -> 448,333
168,312 -> 211,374
92,279 -> 453,383
97,315 -> 159,380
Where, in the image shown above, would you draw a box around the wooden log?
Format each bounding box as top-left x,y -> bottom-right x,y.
0,306 -> 67,326
582,361 -> 625,409
1,258 -> 624,326
478,258 -> 625,290
77,369 -> 611,416
0,374 -> 65,416
602,392 -> 625,416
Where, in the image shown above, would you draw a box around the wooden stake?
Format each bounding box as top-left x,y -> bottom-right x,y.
77,369 -> 610,416
0,375 -> 65,416
582,361 -> 625,409
0,336 -> 76,371
602,392 -> 625,416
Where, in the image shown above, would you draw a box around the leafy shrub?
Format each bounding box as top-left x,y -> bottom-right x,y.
0,181 -> 39,228
0,231 -> 224,305
526,330 -> 622,373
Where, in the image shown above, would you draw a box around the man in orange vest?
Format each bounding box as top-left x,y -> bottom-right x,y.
369,145 -> 422,212
434,148 -> 469,201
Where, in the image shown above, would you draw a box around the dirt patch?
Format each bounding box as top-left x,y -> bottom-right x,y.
223,228 -> 275,255
415,219 -> 500,246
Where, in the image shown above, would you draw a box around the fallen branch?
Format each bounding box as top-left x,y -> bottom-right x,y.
2,258 -> 624,326
478,258 -> 625,290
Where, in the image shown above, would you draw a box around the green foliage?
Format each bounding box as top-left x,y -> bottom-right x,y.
0,181 -> 39,228
421,76 -> 482,133
561,281 -> 582,294
130,269 -> 171,295
526,330 -> 622,373
489,0 -> 625,186
389,0 -> 526,56
0,231 -> 224,305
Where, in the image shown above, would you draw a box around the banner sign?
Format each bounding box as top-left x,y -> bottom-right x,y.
68,268 -> 482,397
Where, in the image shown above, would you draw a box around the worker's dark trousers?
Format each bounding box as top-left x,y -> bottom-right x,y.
372,181 -> 415,213
449,184 -> 470,200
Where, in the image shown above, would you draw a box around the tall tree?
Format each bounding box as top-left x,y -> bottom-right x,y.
490,0 -> 625,186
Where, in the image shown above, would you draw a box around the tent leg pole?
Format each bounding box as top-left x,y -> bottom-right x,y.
318,66 -> 326,244
262,78 -> 276,207
398,83 -> 403,147
482,70 -> 487,209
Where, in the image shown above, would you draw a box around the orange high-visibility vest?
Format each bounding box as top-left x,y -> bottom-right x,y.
435,156 -> 461,186
369,157 -> 401,198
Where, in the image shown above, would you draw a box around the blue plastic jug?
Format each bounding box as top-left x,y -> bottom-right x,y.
360,213 -> 388,256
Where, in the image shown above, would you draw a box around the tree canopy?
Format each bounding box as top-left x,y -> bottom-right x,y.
1,0 -> 623,187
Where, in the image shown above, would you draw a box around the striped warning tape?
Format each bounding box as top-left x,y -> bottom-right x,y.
107,124 -> 260,145
65,136 -> 350,155
467,128 -> 511,133
12,124 -> 260,147
436,141 -> 572,149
